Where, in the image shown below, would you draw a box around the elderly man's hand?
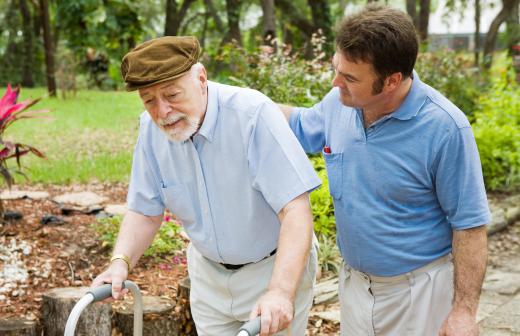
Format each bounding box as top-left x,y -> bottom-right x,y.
249,288 -> 294,336
91,260 -> 129,301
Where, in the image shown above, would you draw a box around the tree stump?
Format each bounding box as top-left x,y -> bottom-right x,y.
41,286 -> 111,336
0,318 -> 37,335
114,295 -> 178,335
174,277 -> 197,336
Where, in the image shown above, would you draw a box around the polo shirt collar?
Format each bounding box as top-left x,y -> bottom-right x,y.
391,70 -> 428,121
196,81 -> 218,142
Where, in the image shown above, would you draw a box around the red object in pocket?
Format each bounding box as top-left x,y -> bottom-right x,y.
323,146 -> 331,154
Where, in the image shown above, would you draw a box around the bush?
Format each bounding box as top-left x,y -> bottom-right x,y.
93,213 -> 185,258
473,65 -> 520,191
416,50 -> 482,121
212,35 -> 333,106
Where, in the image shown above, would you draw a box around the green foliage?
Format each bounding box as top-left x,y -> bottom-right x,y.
212,35 -> 333,106
93,215 -> 185,257
317,234 -> 341,274
309,156 -> 336,239
416,50 -> 481,121
473,64 -> 520,191
56,0 -> 145,89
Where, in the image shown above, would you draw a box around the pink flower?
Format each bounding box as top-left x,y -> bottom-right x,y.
163,215 -> 171,222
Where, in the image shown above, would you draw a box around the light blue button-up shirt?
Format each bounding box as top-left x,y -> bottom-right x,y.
290,73 -> 491,276
127,81 -> 321,265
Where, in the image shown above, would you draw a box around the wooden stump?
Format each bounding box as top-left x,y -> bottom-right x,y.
41,286 -> 111,336
0,318 -> 37,335
114,295 -> 178,335
174,277 -> 197,336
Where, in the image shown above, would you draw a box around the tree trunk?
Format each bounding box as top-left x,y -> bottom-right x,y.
308,0 -> 333,53
173,277 -> 197,336
19,0 -> 34,87
204,0 -> 224,32
418,0 -> 431,42
506,1 -> 519,53
164,0 -> 196,36
0,318 -> 37,335
41,287 -> 111,336
483,0 -> 520,68
224,0 -> 242,45
114,296 -> 178,336
474,0 -> 481,66
38,0 -> 56,97
261,0 -> 276,44
406,0 -> 419,29
275,0 -> 316,38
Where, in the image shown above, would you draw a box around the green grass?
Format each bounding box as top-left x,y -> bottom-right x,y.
5,88 -> 144,184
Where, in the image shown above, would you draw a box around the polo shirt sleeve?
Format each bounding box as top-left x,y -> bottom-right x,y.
127,132 -> 165,217
433,126 -> 491,230
248,99 -> 322,214
289,89 -> 336,154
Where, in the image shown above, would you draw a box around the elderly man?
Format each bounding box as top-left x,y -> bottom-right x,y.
92,36 -> 321,336
279,5 -> 490,336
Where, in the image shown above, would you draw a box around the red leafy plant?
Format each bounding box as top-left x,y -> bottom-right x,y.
0,84 -> 47,217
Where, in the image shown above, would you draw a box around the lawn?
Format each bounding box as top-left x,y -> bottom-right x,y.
5,88 -> 144,184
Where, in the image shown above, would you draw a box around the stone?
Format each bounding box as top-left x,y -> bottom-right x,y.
0,190 -> 50,200
105,204 -> 127,216
480,292 -> 520,334
3,210 -> 23,221
311,310 -> 340,324
40,214 -> 66,226
53,191 -> 107,214
483,271 -> 520,296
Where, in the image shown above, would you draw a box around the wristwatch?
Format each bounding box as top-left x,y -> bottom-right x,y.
110,254 -> 132,271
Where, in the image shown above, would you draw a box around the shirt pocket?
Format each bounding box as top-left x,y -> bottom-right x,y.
161,184 -> 197,227
323,151 -> 343,200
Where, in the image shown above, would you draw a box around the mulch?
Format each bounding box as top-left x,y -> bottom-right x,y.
0,183 -> 187,322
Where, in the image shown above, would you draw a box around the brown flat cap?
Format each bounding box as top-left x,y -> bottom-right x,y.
121,36 -> 200,91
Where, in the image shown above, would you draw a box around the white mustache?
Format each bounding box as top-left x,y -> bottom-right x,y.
158,113 -> 184,126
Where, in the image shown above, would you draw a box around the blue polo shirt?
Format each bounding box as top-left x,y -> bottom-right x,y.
290,73 -> 491,276
127,81 -> 321,265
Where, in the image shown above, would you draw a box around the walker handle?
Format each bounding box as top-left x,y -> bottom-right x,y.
237,317 -> 261,336
87,281 -> 126,302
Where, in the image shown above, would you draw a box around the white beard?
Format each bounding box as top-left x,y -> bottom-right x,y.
157,112 -> 200,142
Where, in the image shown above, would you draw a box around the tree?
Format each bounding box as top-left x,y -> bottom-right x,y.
224,0 -> 242,45
418,0 -> 431,42
483,0 -> 520,68
474,0 -> 481,66
19,0 -> 34,87
261,0 -> 276,44
39,0 -> 56,96
406,0 -> 419,28
164,0 -> 197,36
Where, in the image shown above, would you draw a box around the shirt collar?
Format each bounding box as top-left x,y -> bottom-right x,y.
196,81 -> 218,142
391,70 -> 428,121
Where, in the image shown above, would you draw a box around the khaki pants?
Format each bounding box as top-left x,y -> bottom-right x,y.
187,243 -> 317,336
339,254 -> 454,336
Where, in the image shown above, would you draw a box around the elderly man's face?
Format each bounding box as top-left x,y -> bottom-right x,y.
138,66 -> 208,142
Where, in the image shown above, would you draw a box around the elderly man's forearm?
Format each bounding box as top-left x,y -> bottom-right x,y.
269,192 -> 314,299
452,225 -> 488,314
113,210 -> 163,267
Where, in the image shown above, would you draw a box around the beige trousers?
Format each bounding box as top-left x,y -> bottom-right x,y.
187,243 -> 317,336
339,254 -> 454,336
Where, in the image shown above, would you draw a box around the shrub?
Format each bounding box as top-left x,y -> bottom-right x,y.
212,35 -> 333,106
473,65 -> 520,191
416,50 -> 481,121
93,213 -> 186,258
